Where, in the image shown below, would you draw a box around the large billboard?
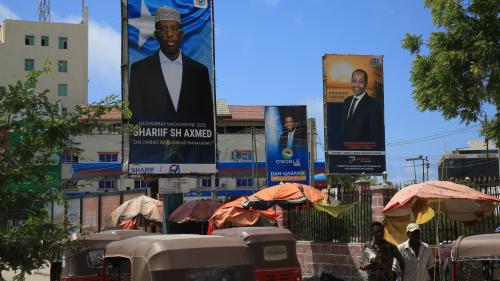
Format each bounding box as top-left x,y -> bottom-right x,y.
126,0 -> 216,174
323,54 -> 386,174
265,106 -> 309,186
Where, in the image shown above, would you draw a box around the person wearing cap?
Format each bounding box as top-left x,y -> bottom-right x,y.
338,69 -> 384,147
129,6 -> 214,122
397,223 -> 434,281
361,221 -> 405,281
128,6 -> 214,163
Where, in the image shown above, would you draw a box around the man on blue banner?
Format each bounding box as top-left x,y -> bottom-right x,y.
128,5 -> 215,167
279,113 -> 306,150
129,6 -> 213,121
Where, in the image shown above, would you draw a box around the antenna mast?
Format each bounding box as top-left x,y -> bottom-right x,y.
39,0 -> 50,22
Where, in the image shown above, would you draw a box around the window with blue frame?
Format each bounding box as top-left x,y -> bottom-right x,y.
201,178 -> 211,187
232,150 -> 254,162
99,153 -> 118,162
134,180 -> 148,189
62,153 -> 78,163
236,178 -> 253,187
99,180 -> 116,189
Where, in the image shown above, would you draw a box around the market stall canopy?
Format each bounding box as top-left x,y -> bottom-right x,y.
208,197 -> 281,233
110,195 -> 163,227
168,199 -> 222,223
241,182 -> 328,210
383,181 -> 500,245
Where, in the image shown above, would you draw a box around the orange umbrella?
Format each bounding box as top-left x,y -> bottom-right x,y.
241,182 -> 328,209
208,197 -> 281,233
168,199 -> 222,223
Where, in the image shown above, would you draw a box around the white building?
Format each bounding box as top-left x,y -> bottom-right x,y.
0,18 -> 88,111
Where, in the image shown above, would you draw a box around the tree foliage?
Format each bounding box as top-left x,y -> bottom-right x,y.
0,66 -> 125,280
402,0 -> 500,144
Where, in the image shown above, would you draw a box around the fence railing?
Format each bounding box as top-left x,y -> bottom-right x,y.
420,185 -> 500,243
47,189 -> 147,233
287,190 -> 372,243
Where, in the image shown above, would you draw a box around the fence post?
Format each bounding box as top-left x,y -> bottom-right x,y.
275,205 -> 288,228
370,183 -> 396,222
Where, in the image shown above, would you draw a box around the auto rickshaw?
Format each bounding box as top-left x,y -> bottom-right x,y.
101,234 -> 256,281
451,233 -> 500,281
212,227 -> 302,281
52,230 -> 151,281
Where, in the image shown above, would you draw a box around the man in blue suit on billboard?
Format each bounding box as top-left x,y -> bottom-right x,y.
128,6 -> 215,164
340,69 -> 384,148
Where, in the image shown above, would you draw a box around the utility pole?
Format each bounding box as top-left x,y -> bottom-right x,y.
485,138 -> 489,183
406,155 -> 423,183
252,127 -> 260,190
307,118 -> 316,186
425,157 -> 430,181
421,155 -> 425,183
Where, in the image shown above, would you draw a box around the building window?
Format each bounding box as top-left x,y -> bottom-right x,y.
232,150 -> 254,162
58,37 -> 68,49
24,59 -> 35,71
201,178 -> 211,188
25,35 -> 34,45
58,84 -> 67,96
134,180 -> 148,189
62,153 -> 79,163
236,178 -> 253,187
58,60 -> 67,72
41,36 -> 49,46
98,180 -> 116,189
99,153 -> 118,162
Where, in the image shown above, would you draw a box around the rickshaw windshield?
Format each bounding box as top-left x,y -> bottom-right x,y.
104,257 -> 131,281
456,260 -> 500,281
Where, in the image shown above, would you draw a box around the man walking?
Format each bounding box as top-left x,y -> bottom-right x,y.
398,223 -> 435,281
361,221 -> 405,281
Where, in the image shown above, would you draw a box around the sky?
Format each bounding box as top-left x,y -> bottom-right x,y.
0,0 -> 491,184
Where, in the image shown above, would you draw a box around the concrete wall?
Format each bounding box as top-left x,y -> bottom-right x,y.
297,241 -> 365,281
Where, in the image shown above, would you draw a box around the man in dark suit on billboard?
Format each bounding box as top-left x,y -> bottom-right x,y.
340,69 -> 384,146
129,6 -> 213,120
128,6 -> 214,164
279,113 -> 306,150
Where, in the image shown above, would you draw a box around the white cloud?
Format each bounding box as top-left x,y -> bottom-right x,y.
262,0 -> 280,7
88,20 -> 121,101
0,2 -> 18,20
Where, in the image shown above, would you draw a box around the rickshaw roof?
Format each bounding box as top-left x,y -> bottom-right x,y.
105,234 -> 254,270
79,230 -> 151,245
211,227 -> 296,243
452,233 -> 500,261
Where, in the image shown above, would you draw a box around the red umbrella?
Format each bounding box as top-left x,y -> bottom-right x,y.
168,199 -> 222,223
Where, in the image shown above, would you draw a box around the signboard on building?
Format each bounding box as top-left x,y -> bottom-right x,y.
265,106 -> 309,186
323,54 -> 386,174
126,0 -> 216,175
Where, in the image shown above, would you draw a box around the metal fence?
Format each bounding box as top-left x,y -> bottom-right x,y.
420,185 -> 500,243
287,190 -> 372,243
47,189 -> 147,233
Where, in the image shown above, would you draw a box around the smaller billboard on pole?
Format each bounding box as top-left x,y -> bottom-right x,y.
323,54 -> 386,174
265,106 -> 309,186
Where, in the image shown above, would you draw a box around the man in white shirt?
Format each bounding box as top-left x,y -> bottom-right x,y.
128,6 -> 215,164
397,223 -> 435,281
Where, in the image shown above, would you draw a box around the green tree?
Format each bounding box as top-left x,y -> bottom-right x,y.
402,0 -> 500,144
0,66 -> 125,280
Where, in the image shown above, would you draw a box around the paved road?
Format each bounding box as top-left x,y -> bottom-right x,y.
1,267 -> 50,281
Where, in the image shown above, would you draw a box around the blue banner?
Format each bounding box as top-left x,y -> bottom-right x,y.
126,0 -> 216,174
265,106 -> 310,186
